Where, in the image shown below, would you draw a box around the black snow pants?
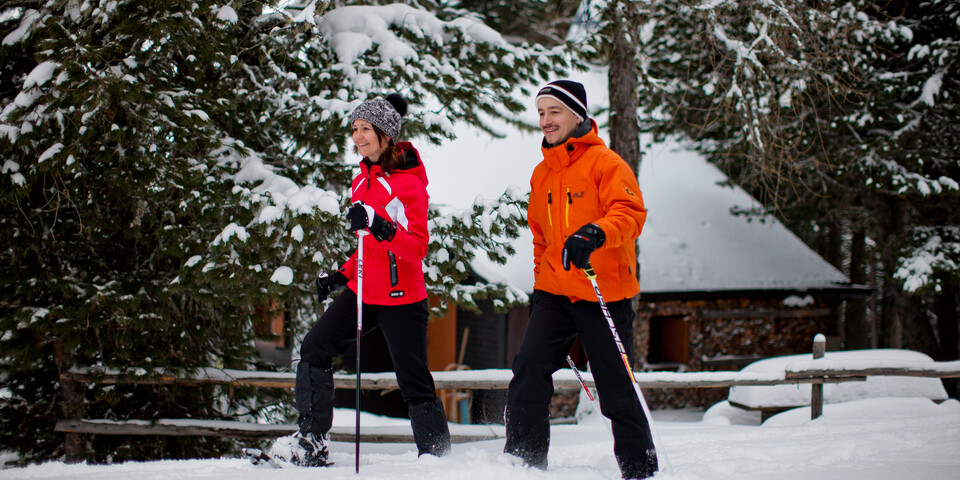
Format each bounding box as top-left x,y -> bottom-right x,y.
504,290 -> 658,479
297,289 -> 451,457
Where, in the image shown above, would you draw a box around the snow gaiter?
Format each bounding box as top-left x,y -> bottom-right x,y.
617,446 -> 659,480
408,398 -> 451,457
295,362 -> 335,436
503,402 -> 551,469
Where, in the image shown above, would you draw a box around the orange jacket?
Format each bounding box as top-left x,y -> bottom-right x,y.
529,120 -> 646,302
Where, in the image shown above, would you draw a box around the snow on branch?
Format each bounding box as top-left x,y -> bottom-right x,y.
861,154 -> 960,197
895,227 -> 960,293
426,186 -> 529,313
312,3 -> 569,142
319,4 -> 511,68
1,7 -> 44,46
215,137 -> 341,221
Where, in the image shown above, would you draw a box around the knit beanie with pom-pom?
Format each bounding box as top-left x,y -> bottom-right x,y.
349,93 -> 408,141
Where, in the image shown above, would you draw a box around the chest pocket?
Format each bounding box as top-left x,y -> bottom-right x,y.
564,182 -> 599,231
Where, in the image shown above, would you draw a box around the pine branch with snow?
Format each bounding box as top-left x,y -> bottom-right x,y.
426,186 -> 530,315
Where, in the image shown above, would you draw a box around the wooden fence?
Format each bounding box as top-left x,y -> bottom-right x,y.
55,337 -> 960,459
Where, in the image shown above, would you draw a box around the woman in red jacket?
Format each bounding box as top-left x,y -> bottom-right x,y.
270,94 -> 450,466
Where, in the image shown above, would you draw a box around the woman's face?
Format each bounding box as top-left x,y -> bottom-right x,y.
352,119 -> 387,162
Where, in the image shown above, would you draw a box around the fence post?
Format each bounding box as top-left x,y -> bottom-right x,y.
54,341 -> 85,462
811,334 -> 826,420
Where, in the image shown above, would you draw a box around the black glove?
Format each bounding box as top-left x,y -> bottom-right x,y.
562,223 -> 605,270
316,270 -> 348,303
346,203 -> 397,242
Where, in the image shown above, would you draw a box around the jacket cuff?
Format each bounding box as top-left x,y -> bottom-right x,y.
590,220 -> 612,248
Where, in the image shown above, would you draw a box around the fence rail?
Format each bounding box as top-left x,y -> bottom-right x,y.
54,419 -> 503,443
56,338 -> 960,453
66,363 -> 928,392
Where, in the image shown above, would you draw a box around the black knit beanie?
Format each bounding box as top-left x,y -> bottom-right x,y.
536,80 -> 587,123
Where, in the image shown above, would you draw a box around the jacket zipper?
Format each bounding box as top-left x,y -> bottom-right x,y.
387,251 -> 399,287
546,190 -> 553,228
565,187 -> 572,229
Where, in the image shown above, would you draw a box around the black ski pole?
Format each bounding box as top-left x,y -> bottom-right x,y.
582,261 -> 671,473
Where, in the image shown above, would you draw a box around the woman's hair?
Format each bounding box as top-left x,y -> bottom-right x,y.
354,124 -> 404,174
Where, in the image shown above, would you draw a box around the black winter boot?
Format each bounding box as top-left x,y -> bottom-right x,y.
408,398 -> 451,457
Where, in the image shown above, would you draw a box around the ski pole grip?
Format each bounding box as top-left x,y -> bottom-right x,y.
583,261 -> 597,279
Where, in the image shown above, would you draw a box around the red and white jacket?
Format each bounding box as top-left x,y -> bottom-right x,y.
338,142 -> 429,305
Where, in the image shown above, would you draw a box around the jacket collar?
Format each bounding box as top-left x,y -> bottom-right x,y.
359,142 -> 429,186
541,119 -> 603,169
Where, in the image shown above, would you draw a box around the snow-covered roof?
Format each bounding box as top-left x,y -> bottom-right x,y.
637,139 -> 851,294
420,69 -> 853,295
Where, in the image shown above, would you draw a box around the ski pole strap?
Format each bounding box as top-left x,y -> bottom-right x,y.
621,354 -> 637,382
583,262 -> 597,280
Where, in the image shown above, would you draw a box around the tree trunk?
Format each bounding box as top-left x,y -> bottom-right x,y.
936,274 -> 959,398
608,12 -> 641,175
876,197 -> 934,352
869,257 -> 880,348
825,221 -> 844,338
844,229 -> 872,349
876,197 -> 906,348
825,221 -> 844,270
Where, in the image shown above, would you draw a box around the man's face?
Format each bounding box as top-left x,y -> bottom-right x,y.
537,97 -> 581,146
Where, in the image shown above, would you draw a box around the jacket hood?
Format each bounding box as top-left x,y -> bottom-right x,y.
360,141 -> 428,187
541,119 -> 605,170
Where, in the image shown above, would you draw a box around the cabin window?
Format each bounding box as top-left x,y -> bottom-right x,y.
648,315 -> 689,369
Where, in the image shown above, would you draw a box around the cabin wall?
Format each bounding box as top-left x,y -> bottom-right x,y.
635,296 -> 833,409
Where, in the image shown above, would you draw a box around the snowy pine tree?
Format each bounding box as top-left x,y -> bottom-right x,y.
840,0 -> 959,360
0,0 -> 569,462
598,0 -> 958,356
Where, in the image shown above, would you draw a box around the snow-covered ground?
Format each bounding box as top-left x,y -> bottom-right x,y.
4,397 -> 959,479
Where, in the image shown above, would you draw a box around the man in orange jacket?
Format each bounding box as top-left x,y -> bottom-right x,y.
503,80 -> 658,480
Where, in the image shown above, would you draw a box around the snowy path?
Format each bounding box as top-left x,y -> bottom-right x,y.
5,398 -> 959,480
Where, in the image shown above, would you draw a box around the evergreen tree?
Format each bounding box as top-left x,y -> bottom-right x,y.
424,0 -> 580,46
842,0 -> 959,357
597,0 -> 958,356
0,0 -> 568,462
